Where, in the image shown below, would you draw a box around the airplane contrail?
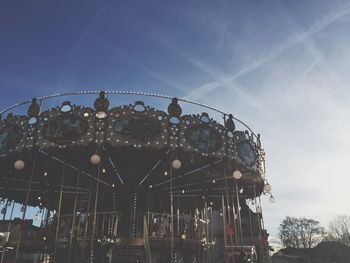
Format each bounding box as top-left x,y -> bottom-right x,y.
186,4 -> 350,101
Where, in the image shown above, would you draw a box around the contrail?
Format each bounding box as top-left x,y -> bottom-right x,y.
187,4 -> 350,100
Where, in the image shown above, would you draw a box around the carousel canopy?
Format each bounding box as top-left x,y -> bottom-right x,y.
0,91 -> 268,208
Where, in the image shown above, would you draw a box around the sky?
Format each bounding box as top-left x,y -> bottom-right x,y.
1,0 -> 350,238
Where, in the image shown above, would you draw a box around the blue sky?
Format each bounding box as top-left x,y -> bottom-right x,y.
1,0 -> 350,238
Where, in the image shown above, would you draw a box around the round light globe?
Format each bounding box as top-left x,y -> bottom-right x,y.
264,183 -> 272,193
233,170 -> 242,180
269,195 -> 276,204
172,159 -> 181,169
14,160 -> 25,170
90,154 -> 101,165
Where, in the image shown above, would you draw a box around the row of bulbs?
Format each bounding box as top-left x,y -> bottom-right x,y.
14,155 -> 275,203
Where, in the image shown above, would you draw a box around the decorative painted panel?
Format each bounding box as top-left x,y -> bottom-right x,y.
42,114 -> 89,144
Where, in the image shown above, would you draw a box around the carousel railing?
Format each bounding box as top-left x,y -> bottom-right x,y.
40,211 -> 120,241
146,212 -> 209,242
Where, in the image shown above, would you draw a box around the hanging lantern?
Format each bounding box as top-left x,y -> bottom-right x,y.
239,188 -> 244,194
172,159 -> 181,170
14,160 -> 25,170
256,206 -> 262,213
264,183 -> 272,193
269,195 -> 276,204
233,170 -> 242,180
90,154 -> 101,165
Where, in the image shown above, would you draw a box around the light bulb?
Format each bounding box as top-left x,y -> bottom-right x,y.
233,170 -> 242,180
172,159 -> 181,169
90,154 -> 101,165
264,183 -> 272,193
14,160 -> 25,170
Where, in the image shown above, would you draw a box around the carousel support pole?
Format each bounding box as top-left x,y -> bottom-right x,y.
177,197 -> 180,238
147,188 -> 150,229
235,181 -> 243,247
223,160 -> 234,255
68,171 -> 81,263
223,113 -> 235,255
84,177 -> 94,239
253,184 -> 264,263
204,200 -> 209,263
15,152 -> 38,263
53,162 -> 66,263
38,208 -> 46,262
221,195 -> 227,259
258,196 -> 266,234
258,195 -> 271,262
1,201 -> 15,263
170,152 -> 174,263
230,194 -> 239,247
210,205 -> 214,262
101,213 -> 106,236
204,200 -> 209,243
248,200 -> 254,244
90,163 -> 101,263
112,191 -> 117,237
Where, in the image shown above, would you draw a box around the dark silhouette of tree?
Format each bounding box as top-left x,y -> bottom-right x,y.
278,216 -> 324,248
327,215 -> 350,246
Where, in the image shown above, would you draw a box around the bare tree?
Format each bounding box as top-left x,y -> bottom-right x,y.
327,215 -> 350,246
278,216 -> 325,248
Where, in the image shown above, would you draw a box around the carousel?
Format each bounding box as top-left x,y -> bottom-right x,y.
0,91 -> 274,263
